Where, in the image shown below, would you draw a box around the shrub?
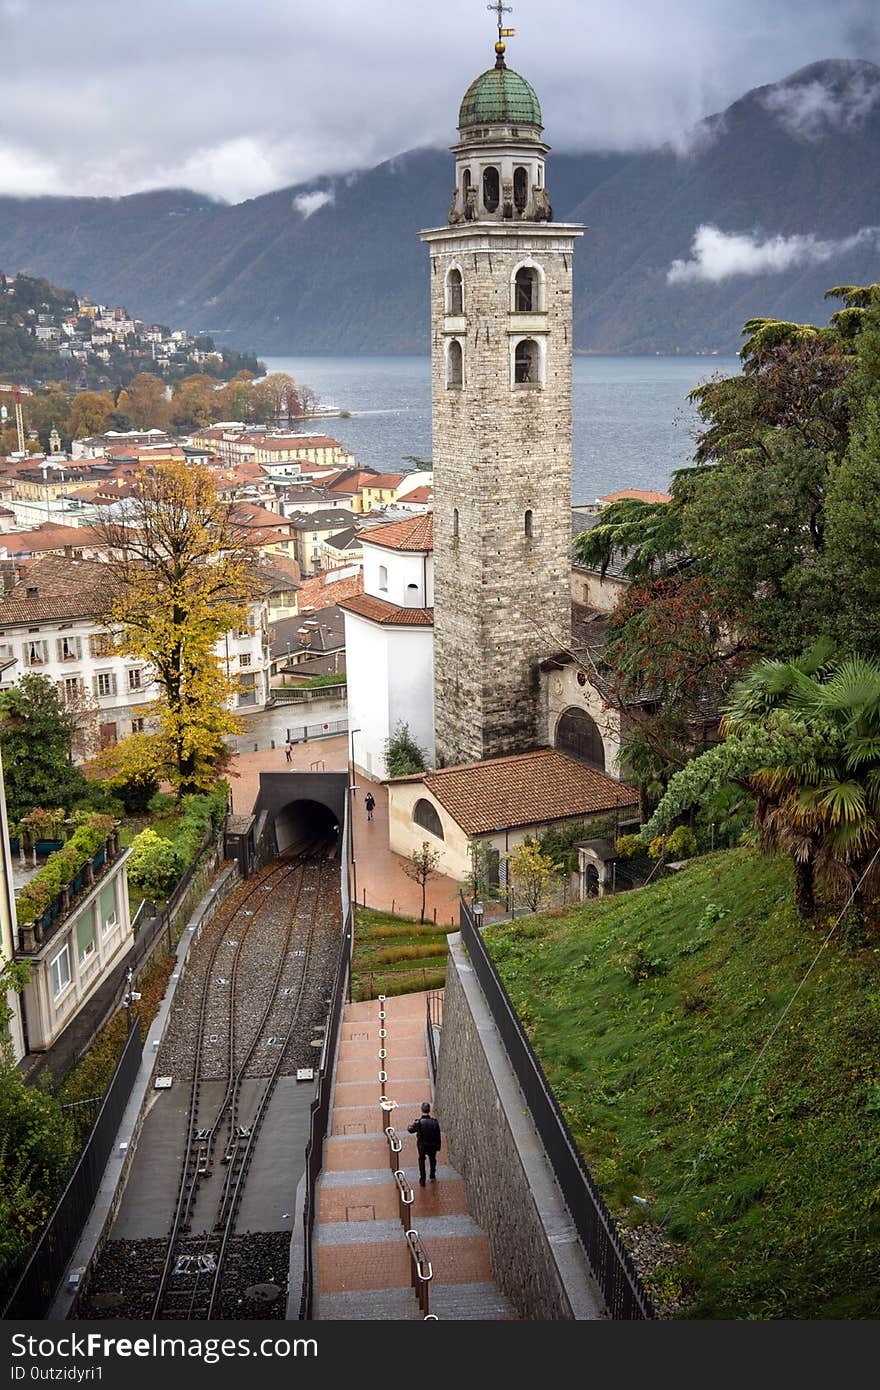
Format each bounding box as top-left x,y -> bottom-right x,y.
384,722 -> 428,777
15,813 -> 115,927
127,828 -> 182,901
615,833 -> 643,860
109,767 -> 159,814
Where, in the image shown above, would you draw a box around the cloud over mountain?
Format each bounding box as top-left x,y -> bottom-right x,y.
667,223 -> 880,284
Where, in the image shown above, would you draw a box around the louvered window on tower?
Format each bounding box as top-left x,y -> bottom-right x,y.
514,167 -> 528,213
482,166 -> 500,213
514,338 -> 540,385
447,267 -> 463,315
514,267 -> 537,312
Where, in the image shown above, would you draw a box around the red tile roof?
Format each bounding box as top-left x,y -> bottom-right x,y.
360,513 -> 433,553
362,473 -> 405,489
401,748 -> 637,836
0,555 -> 116,622
338,593 -> 433,627
295,569 -> 363,612
600,489 -> 671,505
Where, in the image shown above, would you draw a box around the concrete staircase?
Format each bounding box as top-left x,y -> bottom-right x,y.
314,993 -> 516,1321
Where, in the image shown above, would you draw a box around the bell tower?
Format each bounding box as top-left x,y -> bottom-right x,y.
421,21 -> 583,766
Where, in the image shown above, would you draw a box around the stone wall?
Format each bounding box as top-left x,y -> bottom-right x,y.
422,222 -> 584,766
435,937 -> 604,1320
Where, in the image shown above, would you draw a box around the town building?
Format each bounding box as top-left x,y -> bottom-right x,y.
340,513 -> 434,780
421,38 -> 583,764
0,750 -> 26,1061
387,747 -> 637,886
0,556 -> 273,742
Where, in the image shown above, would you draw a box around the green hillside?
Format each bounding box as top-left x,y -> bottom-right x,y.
483,849 -> 880,1318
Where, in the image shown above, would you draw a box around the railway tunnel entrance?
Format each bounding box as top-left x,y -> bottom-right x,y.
275,798 -> 339,856
250,771 -> 349,867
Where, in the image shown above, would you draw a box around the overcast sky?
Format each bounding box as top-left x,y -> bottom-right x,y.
1,0 -> 878,203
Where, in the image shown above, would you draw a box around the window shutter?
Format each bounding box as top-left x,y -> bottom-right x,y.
111,672 -> 118,696
92,675 -> 99,697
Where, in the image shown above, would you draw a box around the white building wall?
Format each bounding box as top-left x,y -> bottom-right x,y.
386,627 -> 435,769
362,543 -> 434,608
344,612 -> 391,780
344,614 -> 435,779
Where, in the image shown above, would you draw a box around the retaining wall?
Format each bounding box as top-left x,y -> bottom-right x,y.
435,937 -> 604,1320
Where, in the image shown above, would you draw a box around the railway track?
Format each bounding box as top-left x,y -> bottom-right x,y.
148,841 -> 331,1320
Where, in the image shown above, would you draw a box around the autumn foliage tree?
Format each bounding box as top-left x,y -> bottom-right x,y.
95,462 -> 258,794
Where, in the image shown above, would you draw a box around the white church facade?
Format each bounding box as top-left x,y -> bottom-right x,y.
340,514 -> 435,781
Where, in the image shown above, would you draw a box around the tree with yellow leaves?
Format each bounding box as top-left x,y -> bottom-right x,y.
95,461 -> 258,794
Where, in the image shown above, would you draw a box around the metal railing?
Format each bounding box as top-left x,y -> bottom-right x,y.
298,908 -> 353,1319
405,1228 -> 433,1318
2,1016 -> 143,1318
458,893 -> 655,1320
393,1169 -> 414,1229
425,989 -> 443,1082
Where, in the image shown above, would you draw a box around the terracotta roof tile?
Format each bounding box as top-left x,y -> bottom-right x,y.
0,555 -> 116,623
338,593 -> 433,627
360,513 -> 433,553
412,748 -> 637,836
600,489 -> 671,505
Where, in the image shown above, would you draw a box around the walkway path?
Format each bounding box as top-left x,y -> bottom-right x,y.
230,743 -> 464,926
314,991 -> 515,1319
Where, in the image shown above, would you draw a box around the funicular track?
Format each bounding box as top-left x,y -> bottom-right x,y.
149,840 -> 331,1320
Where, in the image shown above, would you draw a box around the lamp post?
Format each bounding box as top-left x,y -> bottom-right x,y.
349,727 -> 362,911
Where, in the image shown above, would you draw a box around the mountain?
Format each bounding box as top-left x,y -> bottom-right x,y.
0,59 -> 878,355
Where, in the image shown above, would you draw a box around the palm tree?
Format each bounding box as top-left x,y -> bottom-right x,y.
722,651 -> 880,926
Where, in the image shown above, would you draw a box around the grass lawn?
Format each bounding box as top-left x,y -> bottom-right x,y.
483,848 -> 880,1319
352,907 -> 448,1001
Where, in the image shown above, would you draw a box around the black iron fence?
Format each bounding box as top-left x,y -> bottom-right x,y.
1,1016 -> 143,1318
458,894 -> 655,1320
298,912 -> 352,1319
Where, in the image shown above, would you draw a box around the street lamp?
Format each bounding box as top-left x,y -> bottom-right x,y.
122,965 -> 141,1034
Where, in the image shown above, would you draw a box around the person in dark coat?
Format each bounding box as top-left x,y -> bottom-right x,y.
407,1101 -> 441,1185
364,792 -> 376,821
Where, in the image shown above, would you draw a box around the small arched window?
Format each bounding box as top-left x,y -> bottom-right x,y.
447,339 -> 463,389
453,507 -> 459,540
524,509 -> 533,539
513,167 -> 528,213
462,168 -> 471,199
482,166 -> 500,213
514,338 -> 540,385
447,267 -> 463,315
514,267 -> 537,312
413,798 -> 445,840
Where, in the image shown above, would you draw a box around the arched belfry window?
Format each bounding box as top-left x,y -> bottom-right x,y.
482,166 -> 500,214
514,338 -> 540,386
413,798 -> 445,840
446,267 -> 463,315
447,339 -> 463,389
555,707 -> 606,771
462,168 -> 472,199
513,167 -> 528,214
514,267 -> 538,313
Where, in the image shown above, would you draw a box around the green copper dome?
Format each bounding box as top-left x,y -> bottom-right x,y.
458,65 -> 542,129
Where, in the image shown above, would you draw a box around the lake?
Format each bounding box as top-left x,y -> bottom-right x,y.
261,353 -> 741,501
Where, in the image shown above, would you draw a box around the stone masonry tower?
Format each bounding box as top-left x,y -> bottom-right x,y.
421,27 -> 583,766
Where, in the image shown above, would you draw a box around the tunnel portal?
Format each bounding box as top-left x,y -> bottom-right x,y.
274,798 -> 340,856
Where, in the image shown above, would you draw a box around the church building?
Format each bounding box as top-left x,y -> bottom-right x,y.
422,32 -> 583,766
377,30 -> 635,880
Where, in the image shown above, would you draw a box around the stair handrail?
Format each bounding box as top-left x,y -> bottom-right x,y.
393,1168 -> 414,1229
405,1228 -> 433,1318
